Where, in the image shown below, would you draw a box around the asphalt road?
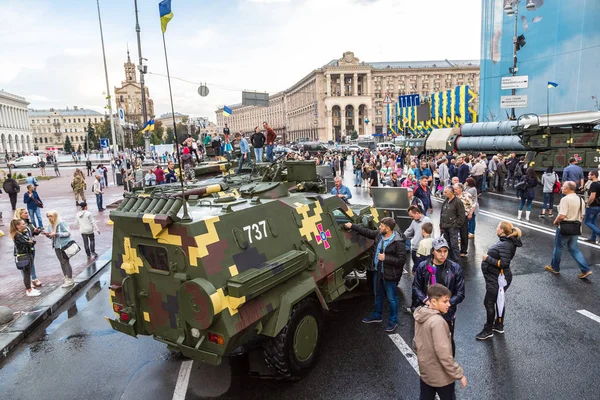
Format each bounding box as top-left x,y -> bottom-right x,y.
1,168 -> 599,400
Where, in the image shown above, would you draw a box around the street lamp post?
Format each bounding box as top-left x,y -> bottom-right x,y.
133,0 -> 150,156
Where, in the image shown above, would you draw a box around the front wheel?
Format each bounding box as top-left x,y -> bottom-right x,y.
263,297 -> 323,381
32,164 -> 38,168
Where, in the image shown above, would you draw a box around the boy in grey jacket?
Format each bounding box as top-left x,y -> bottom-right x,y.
413,284 -> 467,400
75,202 -> 99,259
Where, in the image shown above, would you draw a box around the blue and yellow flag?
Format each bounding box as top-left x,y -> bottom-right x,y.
547,81 -> 558,89
159,0 -> 173,34
141,119 -> 155,132
223,105 -> 232,117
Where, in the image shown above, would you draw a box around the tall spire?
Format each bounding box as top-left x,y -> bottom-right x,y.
127,43 -> 131,63
124,43 -> 136,83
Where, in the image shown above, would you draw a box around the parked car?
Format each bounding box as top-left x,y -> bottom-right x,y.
8,156 -> 40,168
376,142 -> 398,152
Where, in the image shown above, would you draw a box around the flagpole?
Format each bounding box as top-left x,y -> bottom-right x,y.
547,85 -> 550,134
161,31 -> 190,221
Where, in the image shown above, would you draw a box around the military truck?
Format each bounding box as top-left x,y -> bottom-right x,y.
106,159 -> 410,379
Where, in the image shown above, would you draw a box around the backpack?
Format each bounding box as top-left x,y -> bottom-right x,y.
514,164 -> 524,178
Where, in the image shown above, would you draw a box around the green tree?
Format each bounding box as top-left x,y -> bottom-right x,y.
164,127 -> 174,144
64,135 -> 73,153
351,130 -> 359,140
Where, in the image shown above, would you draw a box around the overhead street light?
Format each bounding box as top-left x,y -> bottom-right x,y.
526,0 -> 536,11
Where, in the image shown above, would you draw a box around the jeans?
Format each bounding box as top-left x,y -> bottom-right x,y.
55,248 -> 73,278
542,192 -> 554,211
28,207 -> 43,228
237,154 -> 247,173
584,206 -> 600,241
96,193 -> 103,211
371,271 -> 399,324
82,233 -> 96,257
420,379 -> 456,400
481,172 -> 488,192
550,228 -> 590,273
459,219 -> 469,254
468,213 -> 476,235
266,145 -> 274,162
443,227 -> 460,262
519,197 -> 533,211
355,170 -> 362,186
254,147 -> 264,163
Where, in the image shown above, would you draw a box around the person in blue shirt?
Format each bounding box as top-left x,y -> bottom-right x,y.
25,173 -> 38,187
414,161 -> 432,183
23,185 -> 44,228
562,157 -> 584,189
236,132 -> 250,173
456,157 -> 471,184
331,177 -> 352,203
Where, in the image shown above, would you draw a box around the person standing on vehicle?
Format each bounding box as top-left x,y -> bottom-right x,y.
44,210 -> 75,288
165,161 -> 177,183
541,166 -> 559,217
181,147 -> 196,182
10,219 -> 40,297
562,157 -> 584,190
264,121 -> 277,162
71,168 -> 87,206
439,186 -> 465,263
250,126 -> 266,163
476,221 -> 522,340
584,170 -> 600,244
345,217 -> 406,333
517,168 -> 538,221
544,181 -> 592,279
92,175 -> 104,212
236,132 -> 250,173
75,202 -> 99,260
3,173 -> 20,211
23,184 -> 44,228
412,236 -> 465,355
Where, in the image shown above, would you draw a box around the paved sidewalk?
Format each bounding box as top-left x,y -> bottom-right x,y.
0,170 -> 123,346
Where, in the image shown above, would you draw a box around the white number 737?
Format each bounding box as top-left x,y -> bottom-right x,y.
243,220 -> 268,244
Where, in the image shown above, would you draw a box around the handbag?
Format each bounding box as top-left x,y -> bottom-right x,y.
63,240 -> 81,258
15,254 -> 30,270
559,198 -> 583,236
553,174 -> 561,193
34,198 -> 44,208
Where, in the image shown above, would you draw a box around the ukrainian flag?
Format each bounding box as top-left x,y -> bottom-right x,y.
141,119 -> 155,132
547,81 -> 558,89
159,0 -> 173,34
223,105 -> 232,117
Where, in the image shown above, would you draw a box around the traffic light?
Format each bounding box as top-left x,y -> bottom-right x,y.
516,34 -> 526,51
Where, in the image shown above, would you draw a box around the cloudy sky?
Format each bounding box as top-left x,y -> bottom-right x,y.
0,0 -> 481,122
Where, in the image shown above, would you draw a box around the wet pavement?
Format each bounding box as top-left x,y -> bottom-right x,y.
1,166 -> 599,399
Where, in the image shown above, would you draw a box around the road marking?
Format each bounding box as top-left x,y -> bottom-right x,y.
577,310 -> 600,324
172,360 -> 194,400
388,333 -> 419,374
432,197 -> 600,249
487,191 -> 556,208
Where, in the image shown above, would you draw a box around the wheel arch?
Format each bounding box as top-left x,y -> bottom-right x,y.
261,278 -> 328,338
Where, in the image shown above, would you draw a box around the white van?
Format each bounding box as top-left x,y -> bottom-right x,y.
8,156 -> 40,169
376,142 -> 397,152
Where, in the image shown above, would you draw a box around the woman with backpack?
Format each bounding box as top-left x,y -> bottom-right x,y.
540,166 -> 559,217
476,221 -> 522,340
517,168 -> 538,221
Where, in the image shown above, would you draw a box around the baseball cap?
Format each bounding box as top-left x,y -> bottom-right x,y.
432,236 -> 449,250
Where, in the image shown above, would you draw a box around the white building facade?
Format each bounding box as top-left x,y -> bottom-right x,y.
0,90 -> 33,154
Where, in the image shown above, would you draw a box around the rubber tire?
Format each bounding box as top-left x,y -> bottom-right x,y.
32,164 -> 38,168
263,297 -> 323,381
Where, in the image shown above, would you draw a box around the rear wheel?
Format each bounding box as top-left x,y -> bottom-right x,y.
263,297 -> 323,381
32,163 -> 38,168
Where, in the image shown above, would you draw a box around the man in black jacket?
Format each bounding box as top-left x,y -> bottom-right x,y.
412,236 -> 465,354
440,185 -> 465,262
250,127 -> 266,162
345,217 -> 406,332
3,173 -> 20,210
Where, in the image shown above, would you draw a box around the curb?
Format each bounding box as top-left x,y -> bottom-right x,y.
0,249 -> 112,361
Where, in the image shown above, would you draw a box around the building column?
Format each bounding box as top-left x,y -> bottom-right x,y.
326,73 -> 331,97
339,74 -> 344,96
340,106 -> 346,139
366,108 -> 372,135
366,72 -> 372,98
326,109 -> 333,141
353,73 -> 358,96
354,106 -> 359,135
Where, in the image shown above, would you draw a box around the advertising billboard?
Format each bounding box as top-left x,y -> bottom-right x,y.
479,0 -> 600,121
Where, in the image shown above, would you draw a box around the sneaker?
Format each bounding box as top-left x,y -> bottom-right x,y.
544,265 -> 560,275
384,323 -> 398,333
362,316 -> 383,324
584,238 -> 597,243
61,279 -> 75,288
492,323 -> 504,334
475,330 -> 494,340
539,214 -> 546,218
578,271 -> 593,279
92,253 -> 98,258
26,289 -> 41,297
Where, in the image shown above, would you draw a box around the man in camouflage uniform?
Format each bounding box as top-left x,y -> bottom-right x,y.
71,168 -> 87,206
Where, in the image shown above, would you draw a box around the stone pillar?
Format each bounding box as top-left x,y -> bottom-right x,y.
366,108 -> 372,135
340,106 -> 346,138
354,106 -> 359,135
326,109 -> 333,141
326,74 -> 331,97
366,72 -> 372,98
339,74 -> 344,96
353,73 -> 358,96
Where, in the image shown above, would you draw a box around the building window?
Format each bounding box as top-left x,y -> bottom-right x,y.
94,118 -> 97,123
44,138 -> 48,143
376,118 -> 382,124
34,138 -> 38,143
64,129 -> 67,133
375,92 -> 381,98
78,118 -> 81,123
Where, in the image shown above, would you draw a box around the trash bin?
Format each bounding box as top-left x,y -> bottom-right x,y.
116,172 -> 123,186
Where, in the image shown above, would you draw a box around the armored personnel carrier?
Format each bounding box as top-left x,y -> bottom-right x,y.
106,159 -> 410,379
